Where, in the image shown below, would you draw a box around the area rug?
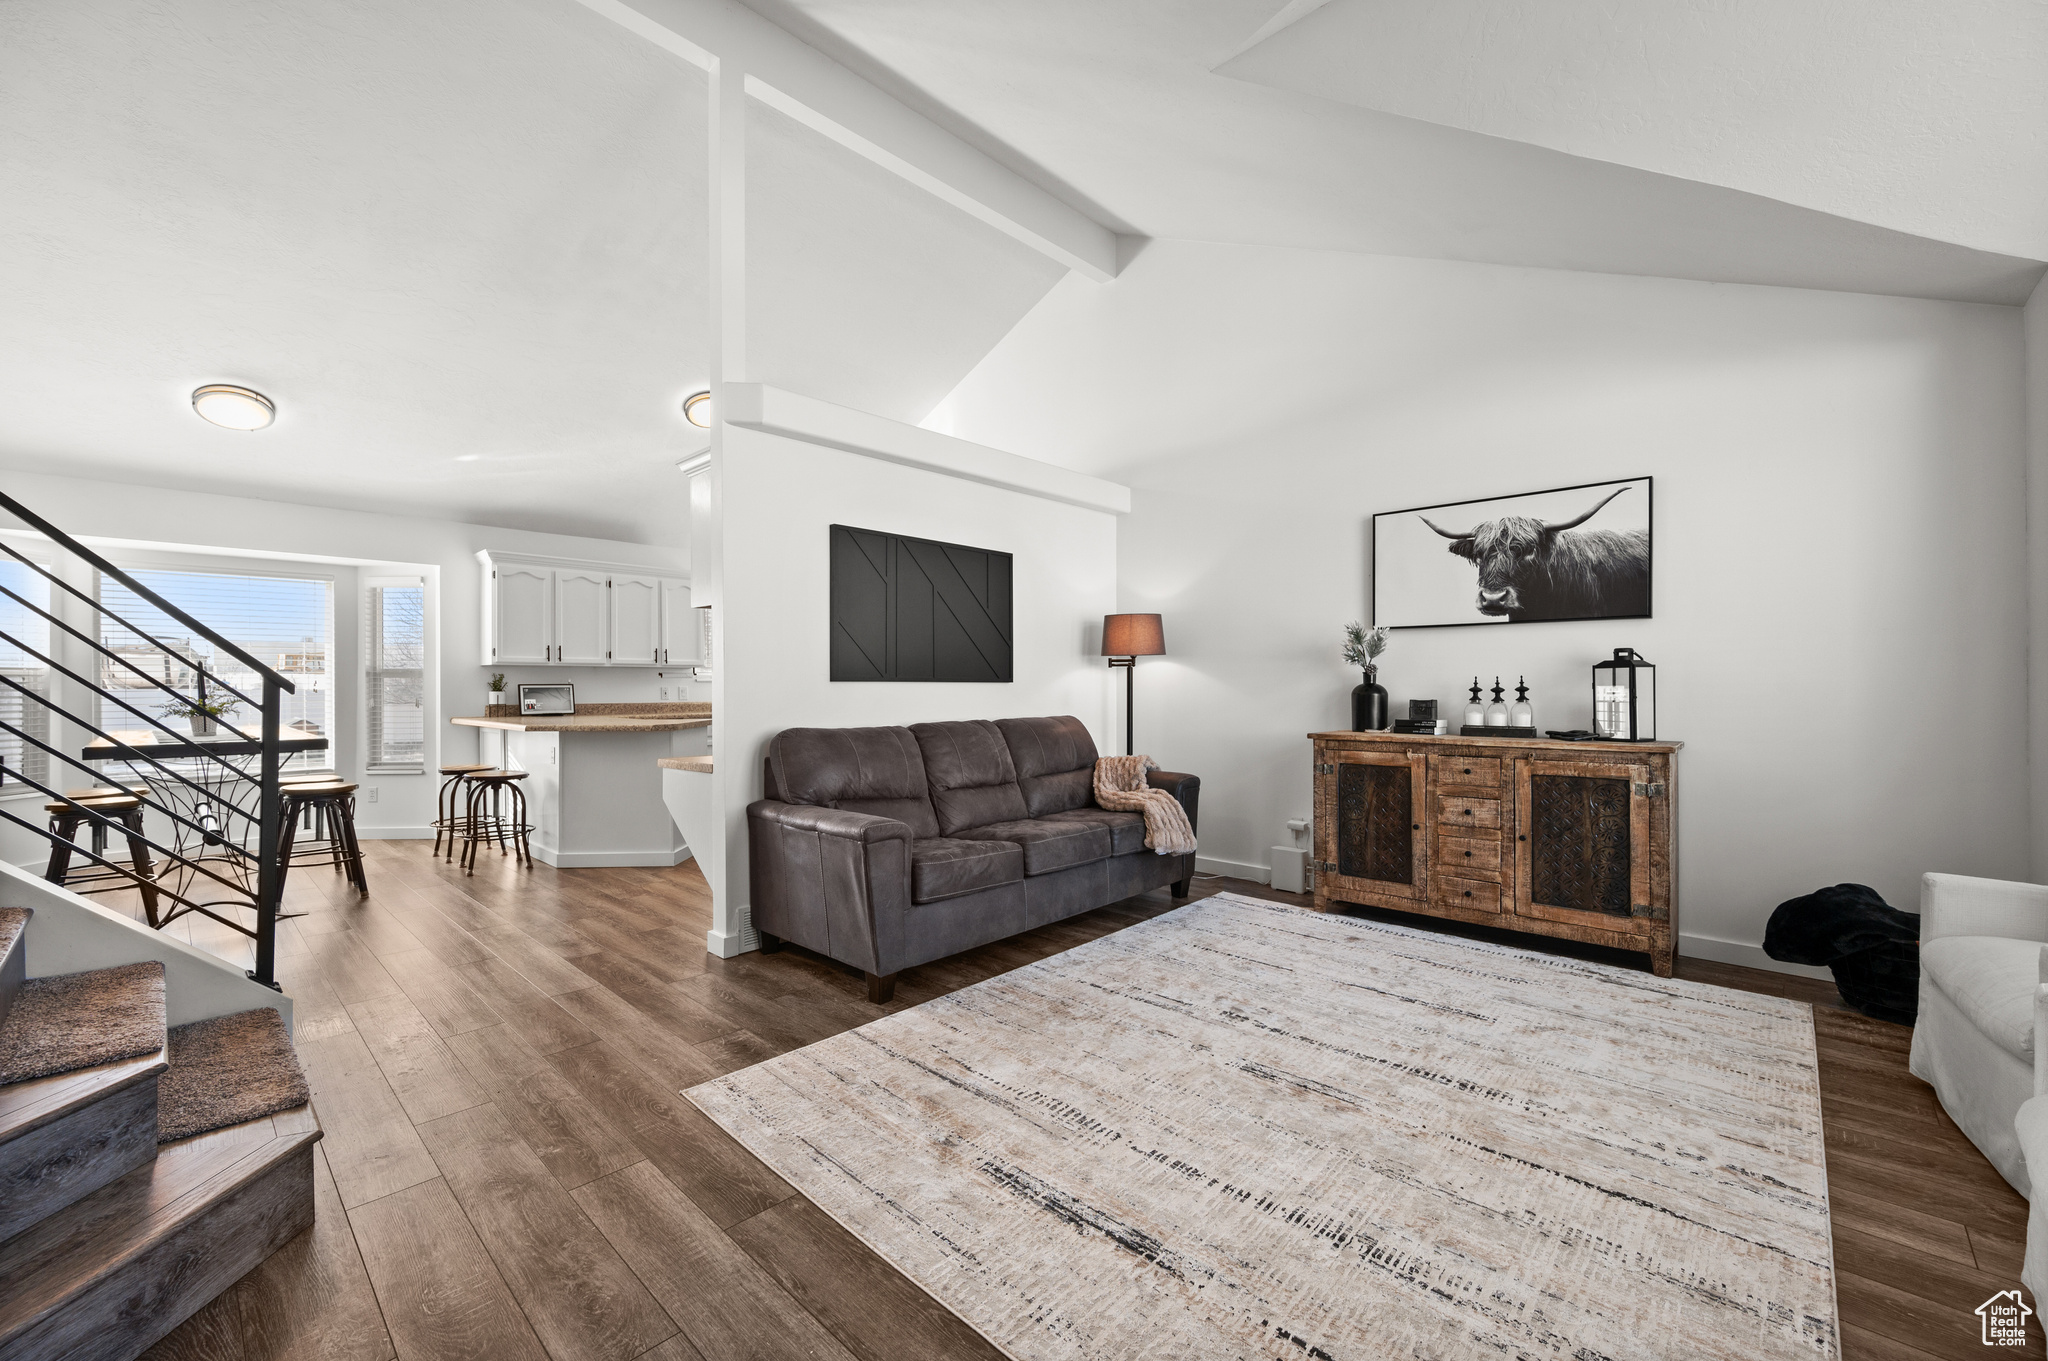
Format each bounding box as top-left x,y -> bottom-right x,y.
685,893 -> 1838,1361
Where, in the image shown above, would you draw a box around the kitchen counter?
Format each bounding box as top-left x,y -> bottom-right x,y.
453,703 -> 711,868
454,713 -> 711,733
454,701 -> 711,734
657,756 -> 714,773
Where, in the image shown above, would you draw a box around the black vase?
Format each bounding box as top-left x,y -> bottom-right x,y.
1351,671 -> 1388,731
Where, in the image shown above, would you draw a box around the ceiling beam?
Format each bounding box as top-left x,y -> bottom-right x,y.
568,0 -> 1119,281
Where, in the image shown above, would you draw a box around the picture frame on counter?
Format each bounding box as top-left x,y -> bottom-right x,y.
517,682 -> 575,716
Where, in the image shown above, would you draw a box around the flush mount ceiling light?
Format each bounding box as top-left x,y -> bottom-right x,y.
682,390 -> 712,428
191,384 -> 275,430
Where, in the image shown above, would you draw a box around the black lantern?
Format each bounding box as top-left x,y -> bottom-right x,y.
1592,648 -> 1655,741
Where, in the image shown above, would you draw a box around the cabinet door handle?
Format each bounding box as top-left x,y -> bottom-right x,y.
1462,890 -> 1472,898
1462,767 -> 1472,774
1463,850 -> 1472,857
1518,835 -> 1527,842
1461,808 -> 1472,815
1411,823 -> 1420,830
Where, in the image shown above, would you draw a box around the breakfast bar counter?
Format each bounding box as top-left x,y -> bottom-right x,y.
452,703 -> 710,868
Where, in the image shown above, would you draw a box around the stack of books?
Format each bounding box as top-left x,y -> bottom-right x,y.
1390,718 -> 1449,735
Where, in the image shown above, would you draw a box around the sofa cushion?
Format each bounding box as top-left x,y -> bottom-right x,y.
997,716 -> 1099,817
1922,935 -> 2042,1062
910,837 -> 1025,904
911,720 -> 1030,836
1039,807 -> 1148,857
957,817 -> 1112,876
768,726 -> 940,839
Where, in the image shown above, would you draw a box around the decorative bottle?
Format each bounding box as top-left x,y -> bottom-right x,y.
1509,677 -> 1534,729
1463,678 -> 1485,729
1485,677 -> 1509,726
1350,666 -> 1389,732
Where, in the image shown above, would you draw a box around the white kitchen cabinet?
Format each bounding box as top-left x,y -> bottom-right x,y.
491,562 -> 554,664
555,568 -> 610,664
480,552 -> 689,667
612,574 -> 663,665
658,578 -> 695,666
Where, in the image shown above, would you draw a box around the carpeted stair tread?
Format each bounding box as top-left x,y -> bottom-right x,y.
0,962 -> 165,1087
157,1008 -> 311,1144
0,906 -> 26,1034
0,908 -> 27,962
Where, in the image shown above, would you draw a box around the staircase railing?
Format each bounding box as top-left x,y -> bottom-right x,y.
0,490 -> 314,989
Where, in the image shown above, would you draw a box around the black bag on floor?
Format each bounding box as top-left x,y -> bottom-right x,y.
1763,882 -> 1919,1025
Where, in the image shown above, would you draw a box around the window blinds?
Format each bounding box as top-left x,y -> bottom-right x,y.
0,559 -> 52,789
366,579 -> 425,772
98,568 -> 333,766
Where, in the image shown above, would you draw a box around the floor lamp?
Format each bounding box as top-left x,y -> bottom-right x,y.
1101,613 -> 1165,757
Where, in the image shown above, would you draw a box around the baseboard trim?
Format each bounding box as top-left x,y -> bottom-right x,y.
706,904 -> 760,958
1195,854 -> 1270,885
532,846 -> 694,869
1678,933 -> 1835,981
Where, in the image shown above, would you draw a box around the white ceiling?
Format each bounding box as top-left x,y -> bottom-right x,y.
0,0 -> 1064,544
1220,0 -> 2048,262
3,0 -> 2040,547
744,0 -> 2048,303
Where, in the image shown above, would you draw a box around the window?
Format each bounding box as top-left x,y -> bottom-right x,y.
366,578 -> 425,772
97,567 -> 333,770
0,557 -> 53,792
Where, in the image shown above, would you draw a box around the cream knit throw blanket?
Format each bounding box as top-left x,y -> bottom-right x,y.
1093,755 -> 1196,856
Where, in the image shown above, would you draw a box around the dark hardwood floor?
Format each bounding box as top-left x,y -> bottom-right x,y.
116,843 -> 2037,1361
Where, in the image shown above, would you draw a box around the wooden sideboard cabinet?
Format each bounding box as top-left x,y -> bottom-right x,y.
1310,731 -> 1682,975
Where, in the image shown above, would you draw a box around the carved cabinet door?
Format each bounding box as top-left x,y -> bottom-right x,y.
1315,747 -> 1428,904
1512,758 -> 1655,932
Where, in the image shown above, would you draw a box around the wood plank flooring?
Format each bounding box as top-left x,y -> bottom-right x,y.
112,841 -> 2039,1361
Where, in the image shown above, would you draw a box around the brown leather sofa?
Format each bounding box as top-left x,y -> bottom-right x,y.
747,716 -> 1198,1002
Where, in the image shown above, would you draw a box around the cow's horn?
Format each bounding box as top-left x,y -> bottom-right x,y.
1418,515 -> 1473,540
1541,485 -> 1631,534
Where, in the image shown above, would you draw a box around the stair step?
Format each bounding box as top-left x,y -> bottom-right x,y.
0,961 -> 166,1087
159,1008 -> 310,1144
0,961 -> 172,1245
0,906 -> 27,1032
0,1107 -> 320,1361
0,1044 -> 166,1245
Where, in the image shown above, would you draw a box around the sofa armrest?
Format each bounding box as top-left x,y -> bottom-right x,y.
1146,770 -> 1200,836
749,800 -> 911,845
2036,958 -> 2048,1098
1921,872 -> 2048,943
747,801 -> 913,974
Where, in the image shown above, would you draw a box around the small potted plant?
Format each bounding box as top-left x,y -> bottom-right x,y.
488,673 -> 507,712
167,693 -> 243,738
1342,622 -> 1392,731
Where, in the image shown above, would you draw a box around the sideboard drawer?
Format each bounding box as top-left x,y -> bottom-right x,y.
1436,875 -> 1502,913
1431,755 -> 1502,789
1437,833 -> 1501,874
1436,794 -> 1501,829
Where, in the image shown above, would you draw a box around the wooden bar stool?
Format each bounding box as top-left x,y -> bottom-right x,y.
460,770 -> 532,874
434,764 -> 495,860
277,780 -> 368,897
45,790 -> 162,924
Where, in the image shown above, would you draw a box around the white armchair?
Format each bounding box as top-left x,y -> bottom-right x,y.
1909,872 -> 2048,1197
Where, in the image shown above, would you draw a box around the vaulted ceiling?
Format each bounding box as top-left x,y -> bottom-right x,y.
2,0 -> 2039,545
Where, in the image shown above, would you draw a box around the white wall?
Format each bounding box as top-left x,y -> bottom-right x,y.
2030,274 -> 2048,880
0,468 -> 685,852
707,422 -> 1119,953
938,239 -> 2030,969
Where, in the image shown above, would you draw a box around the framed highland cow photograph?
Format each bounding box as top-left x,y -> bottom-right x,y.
1373,477 -> 1651,628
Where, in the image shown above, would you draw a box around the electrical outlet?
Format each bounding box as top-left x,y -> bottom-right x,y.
365,787 -> 379,803
658,685 -> 670,702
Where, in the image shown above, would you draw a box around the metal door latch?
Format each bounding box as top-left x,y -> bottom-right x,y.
1632,782 -> 1666,797
1630,903 -> 1670,920
1314,763 -> 1336,775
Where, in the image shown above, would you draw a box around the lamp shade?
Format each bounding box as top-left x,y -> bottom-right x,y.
1101,613 -> 1165,657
